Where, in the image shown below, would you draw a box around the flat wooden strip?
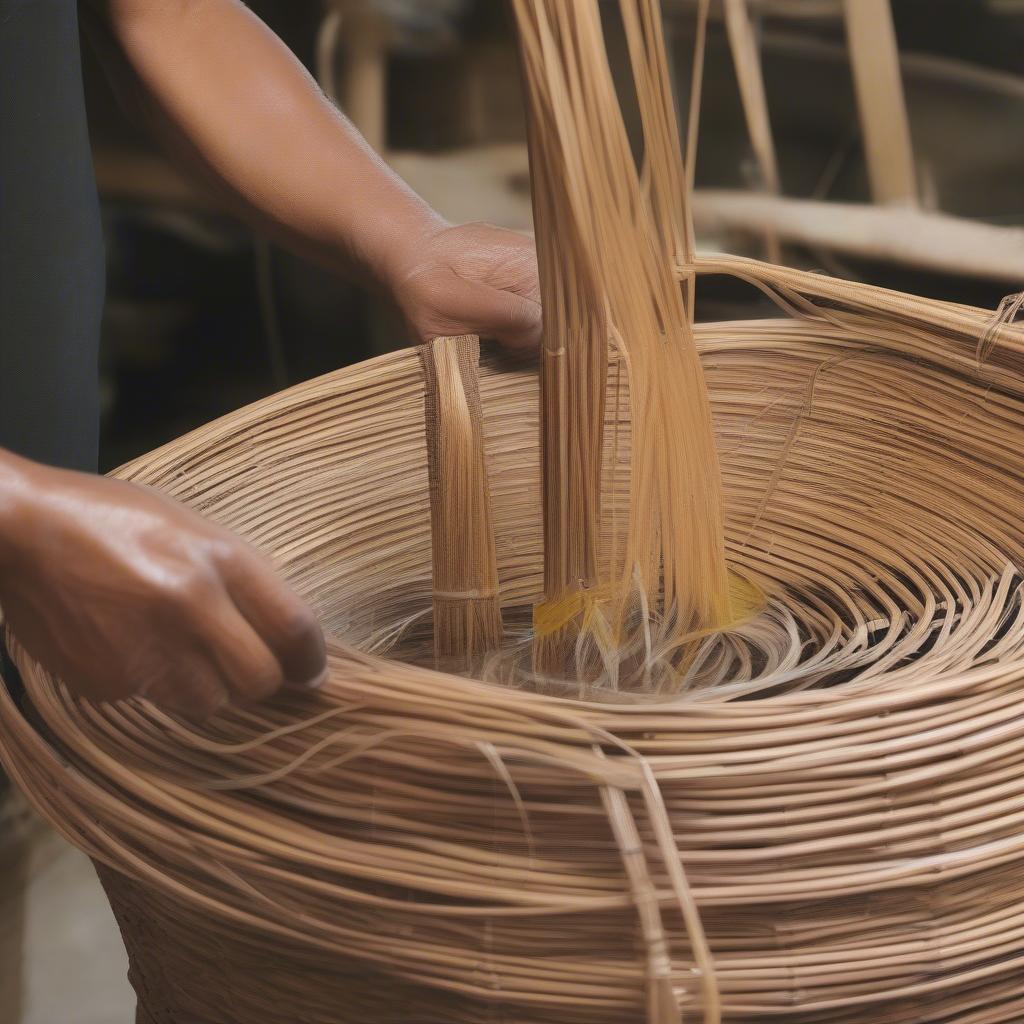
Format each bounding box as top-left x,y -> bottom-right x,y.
721,0 -> 782,262
692,190 -> 1024,282
842,0 -> 918,206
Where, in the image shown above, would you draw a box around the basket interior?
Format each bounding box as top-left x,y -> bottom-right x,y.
115,319 -> 1024,698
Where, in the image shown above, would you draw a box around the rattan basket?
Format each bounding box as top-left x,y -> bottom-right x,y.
4,252 -> 1024,1022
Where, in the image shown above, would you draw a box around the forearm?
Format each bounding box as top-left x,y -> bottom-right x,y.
90,0 -> 442,290
0,451 -> 45,574
88,0 -> 542,348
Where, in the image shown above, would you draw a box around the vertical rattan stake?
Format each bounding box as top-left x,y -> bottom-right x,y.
420,334 -> 503,668
515,0 -> 732,683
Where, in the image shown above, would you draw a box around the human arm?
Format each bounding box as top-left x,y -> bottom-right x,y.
0,450 -> 325,718
86,0 -> 541,349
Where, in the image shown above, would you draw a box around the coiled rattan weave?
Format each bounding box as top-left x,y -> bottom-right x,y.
4,254 -> 1024,1023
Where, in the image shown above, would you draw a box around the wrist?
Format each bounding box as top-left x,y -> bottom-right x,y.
338,180 -> 447,298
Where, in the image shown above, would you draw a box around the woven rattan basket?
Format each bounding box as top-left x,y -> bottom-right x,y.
5,0 -> 1024,1017
4,251 -> 1024,1023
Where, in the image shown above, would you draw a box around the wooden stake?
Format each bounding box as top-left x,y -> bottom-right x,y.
842,0 -> 918,206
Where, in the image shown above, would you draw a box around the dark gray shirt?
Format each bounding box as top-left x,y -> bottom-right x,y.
0,0 -> 103,471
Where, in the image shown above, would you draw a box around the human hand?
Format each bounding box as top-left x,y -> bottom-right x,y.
0,456 -> 326,719
383,221 -> 542,351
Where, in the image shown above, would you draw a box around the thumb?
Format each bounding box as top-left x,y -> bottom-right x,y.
441,276 -> 543,351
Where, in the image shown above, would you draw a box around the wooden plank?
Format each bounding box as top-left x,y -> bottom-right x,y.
692,189 -> 1024,282
842,0 -> 918,205
722,0 -> 782,261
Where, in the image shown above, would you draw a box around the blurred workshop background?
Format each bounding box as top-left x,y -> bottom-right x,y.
84,0 -> 1024,471
2,1 -> 1024,1022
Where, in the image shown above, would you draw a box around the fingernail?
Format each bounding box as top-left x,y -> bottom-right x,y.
304,666 -> 330,690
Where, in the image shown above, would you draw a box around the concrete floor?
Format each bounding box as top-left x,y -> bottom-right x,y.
1,805 -> 135,1024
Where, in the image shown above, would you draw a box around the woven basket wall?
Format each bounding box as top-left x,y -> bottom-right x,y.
3,257 -> 1024,1023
